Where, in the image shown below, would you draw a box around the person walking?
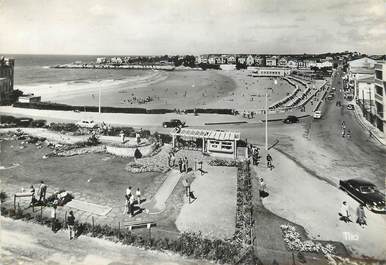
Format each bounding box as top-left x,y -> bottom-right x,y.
167,152 -> 172,167
51,205 -> 57,231
266,154 -> 273,170
346,129 -> 351,139
136,188 -> 141,206
124,193 -> 130,214
178,158 -> 183,173
339,201 -> 351,223
259,178 -> 266,192
67,211 -> 75,240
182,178 -> 190,197
356,204 -> 367,228
171,152 -> 176,167
184,157 -> 189,172
38,181 -> 47,203
119,130 -> 125,144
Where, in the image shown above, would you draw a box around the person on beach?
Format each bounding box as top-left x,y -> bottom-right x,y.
136,131 -> 141,145
67,211 -> 75,240
356,204 -> 367,228
136,188 -> 141,206
38,181 -> 47,203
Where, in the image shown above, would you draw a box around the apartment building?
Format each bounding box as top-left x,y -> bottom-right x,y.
374,62 -> 386,137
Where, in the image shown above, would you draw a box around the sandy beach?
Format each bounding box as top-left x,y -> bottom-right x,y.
17,69 -> 317,112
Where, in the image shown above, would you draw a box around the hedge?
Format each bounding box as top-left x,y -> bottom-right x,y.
0,203 -> 261,265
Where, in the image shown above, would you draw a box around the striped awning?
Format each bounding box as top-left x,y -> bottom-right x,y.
170,128 -> 240,141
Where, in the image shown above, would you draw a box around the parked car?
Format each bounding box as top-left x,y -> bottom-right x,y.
76,119 -> 98,128
313,111 -> 322,119
339,179 -> 385,213
162,119 -> 185,128
347,104 -> 354,110
15,117 -> 33,127
283,115 -> 299,124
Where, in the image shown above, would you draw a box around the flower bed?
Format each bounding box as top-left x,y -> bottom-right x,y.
125,162 -> 169,173
280,224 -> 336,259
209,159 -> 238,167
233,162 -> 253,245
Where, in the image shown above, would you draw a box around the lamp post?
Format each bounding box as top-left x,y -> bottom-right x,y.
98,86 -> 101,115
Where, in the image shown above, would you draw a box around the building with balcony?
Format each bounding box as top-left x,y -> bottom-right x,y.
0,56 -> 15,104
374,62 -> 386,137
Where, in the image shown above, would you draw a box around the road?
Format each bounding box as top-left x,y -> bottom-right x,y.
0,217 -> 212,265
309,67 -> 386,187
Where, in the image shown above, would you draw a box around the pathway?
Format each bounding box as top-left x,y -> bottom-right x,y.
142,169 -> 182,213
175,165 -> 237,239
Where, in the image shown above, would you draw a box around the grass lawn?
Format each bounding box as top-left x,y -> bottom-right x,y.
0,139 -> 165,206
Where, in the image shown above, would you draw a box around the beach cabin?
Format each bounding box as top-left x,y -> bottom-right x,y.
18,94 -> 41,103
170,128 -> 240,159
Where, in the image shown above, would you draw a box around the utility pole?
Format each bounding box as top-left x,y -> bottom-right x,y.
265,92 -> 268,151
98,86 -> 101,115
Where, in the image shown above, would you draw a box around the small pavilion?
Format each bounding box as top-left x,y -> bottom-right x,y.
170,128 -> 240,159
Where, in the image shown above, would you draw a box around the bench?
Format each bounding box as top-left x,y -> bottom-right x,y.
123,221 -> 156,230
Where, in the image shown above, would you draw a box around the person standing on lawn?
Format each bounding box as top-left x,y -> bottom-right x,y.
184,157 -> 189,172
126,186 -> 132,196
51,205 -> 57,231
136,188 -> 141,206
170,152 -> 176,167
29,185 -> 36,206
38,181 -> 47,203
178,158 -> 183,173
129,194 -> 135,217
119,130 -> 125,143
67,211 -> 75,240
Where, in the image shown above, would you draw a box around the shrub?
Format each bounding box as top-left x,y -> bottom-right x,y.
0,115 -> 16,124
31,119 -> 47,128
49,122 -> 78,132
159,133 -> 172,144
0,191 -> 7,203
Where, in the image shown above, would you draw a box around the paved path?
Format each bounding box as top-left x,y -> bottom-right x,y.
258,149 -> 386,260
175,165 -> 237,239
143,169 -> 182,213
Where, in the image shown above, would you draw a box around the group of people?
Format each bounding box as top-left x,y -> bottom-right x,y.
339,201 -> 367,228
29,181 -> 47,206
248,145 -> 260,165
341,121 -> 351,138
124,186 -> 142,217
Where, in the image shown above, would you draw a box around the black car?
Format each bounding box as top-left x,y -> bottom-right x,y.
283,115 -> 299,124
339,179 -> 385,213
162,119 -> 185,128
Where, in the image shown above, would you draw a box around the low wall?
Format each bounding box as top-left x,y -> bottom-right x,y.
105,142 -> 156,157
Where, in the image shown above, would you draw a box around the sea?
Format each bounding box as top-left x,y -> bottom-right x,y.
4,54 -> 146,86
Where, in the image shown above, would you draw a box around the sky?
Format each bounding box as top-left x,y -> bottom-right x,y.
0,0 -> 385,55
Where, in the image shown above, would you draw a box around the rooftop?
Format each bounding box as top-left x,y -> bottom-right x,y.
170,128 -> 240,141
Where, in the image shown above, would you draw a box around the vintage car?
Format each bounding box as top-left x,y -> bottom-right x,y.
339,178 -> 385,213
75,119 -> 98,128
162,119 -> 185,128
282,115 -> 299,124
313,111 -> 322,119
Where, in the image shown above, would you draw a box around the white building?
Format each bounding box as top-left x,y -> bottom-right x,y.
227,55 -> 236,64
278,57 -> 288,67
266,56 -> 277,66
96,57 -> 106,64
357,76 -> 375,102
208,56 -> 216,65
286,60 -> 297,68
246,55 -> 254,66
252,67 -> 290,77
374,62 -> 386,136
237,57 -> 246,64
